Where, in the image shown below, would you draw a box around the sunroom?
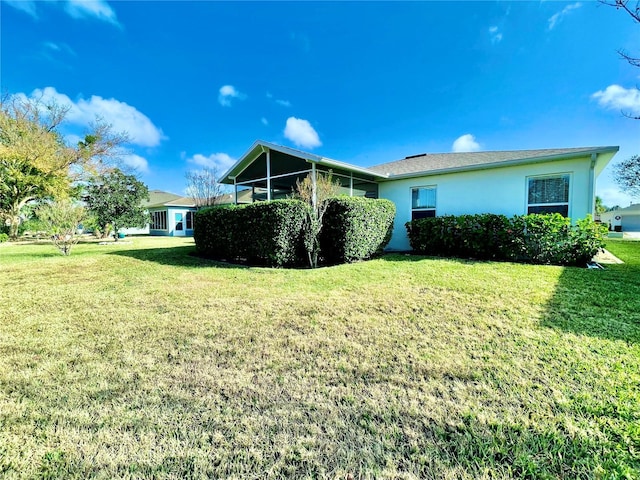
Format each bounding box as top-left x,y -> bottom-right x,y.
219,141 -> 386,204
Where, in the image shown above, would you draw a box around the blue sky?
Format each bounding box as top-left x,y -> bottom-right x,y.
3,0 -> 640,207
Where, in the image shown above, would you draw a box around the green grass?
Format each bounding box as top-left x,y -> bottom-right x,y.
0,237 -> 639,479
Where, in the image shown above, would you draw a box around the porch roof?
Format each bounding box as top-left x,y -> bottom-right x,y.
219,140 -> 387,185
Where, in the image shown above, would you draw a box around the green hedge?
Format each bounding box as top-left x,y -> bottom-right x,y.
320,197 -> 396,264
195,197 -> 397,267
194,200 -> 308,267
406,213 -> 607,266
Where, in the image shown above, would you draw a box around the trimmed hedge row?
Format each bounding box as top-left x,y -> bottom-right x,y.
194,197 -> 395,267
320,197 -> 395,264
194,200 -> 308,267
406,213 -> 607,266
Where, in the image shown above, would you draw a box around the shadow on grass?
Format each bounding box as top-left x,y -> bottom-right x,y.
541,240 -> 640,344
107,246 -> 250,269
384,244 -> 640,345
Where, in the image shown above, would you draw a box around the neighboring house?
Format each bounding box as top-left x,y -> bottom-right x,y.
601,204 -> 640,232
120,190 -> 197,237
220,141 -> 618,250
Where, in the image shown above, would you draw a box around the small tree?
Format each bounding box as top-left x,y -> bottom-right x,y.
185,168 -> 224,207
84,169 -> 149,241
37,200 -> 86,256
613,155 -> 640,199
294,171 -> 341,268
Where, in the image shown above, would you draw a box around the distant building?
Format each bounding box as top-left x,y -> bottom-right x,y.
120,190 -> 197,237
600,204 -> 640,232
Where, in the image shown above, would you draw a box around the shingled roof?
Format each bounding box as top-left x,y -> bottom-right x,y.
368,146 -> 619,178
145,190 -> 195,208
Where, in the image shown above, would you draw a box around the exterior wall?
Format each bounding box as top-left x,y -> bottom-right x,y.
379,157 -> 594,251
601,208 -> 640,232
119,225 -> 150,235
149,207 -> 197,237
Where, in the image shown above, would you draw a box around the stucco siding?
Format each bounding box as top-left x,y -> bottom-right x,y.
379,157 -> 594,251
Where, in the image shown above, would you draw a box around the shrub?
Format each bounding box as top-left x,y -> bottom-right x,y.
0,233 -> 8,243
194,204 -> 241,261
320,197 -> 396,264
406,214 -> 512,260
194,200 -> 309,267
241,200 -> 308,267
406,213 -> 606,267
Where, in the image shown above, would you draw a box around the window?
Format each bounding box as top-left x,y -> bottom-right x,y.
527,174 -> 570,216
150,210 -> 167,230
175,213 -> 184,231
186,211 -> 193,230
411,186 -> 436,220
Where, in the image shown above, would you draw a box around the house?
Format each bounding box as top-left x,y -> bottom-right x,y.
220,141 -> 619,250
600,204 -> 640,233
120,190 -> 197,237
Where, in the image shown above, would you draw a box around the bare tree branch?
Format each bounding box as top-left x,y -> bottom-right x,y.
185,168 -> 224,207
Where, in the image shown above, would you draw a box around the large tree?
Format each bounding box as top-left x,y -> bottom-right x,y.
185,167 -> 224,207
0,96 -> 127,238
84,169 -> 149,240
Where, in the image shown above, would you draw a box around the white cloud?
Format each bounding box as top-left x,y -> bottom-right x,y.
186,153 -> 236,172
284,117 -> 322,149
261,117 -> 269,126
548,2 -> 582,30
121,154 -> 149,173
452,134 -> 481,153
4,0 -> 37,17
592,85 -> 640,115
489,26 -> 503,44
218,85 -> 245,107
65,0 -> 120,26
267,92 -> 292,107
6,0 -> 119,25
43,41 -> 76,56
21,86 -> 165,147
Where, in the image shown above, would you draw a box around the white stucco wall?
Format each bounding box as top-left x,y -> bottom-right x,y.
379,157 -> 594,251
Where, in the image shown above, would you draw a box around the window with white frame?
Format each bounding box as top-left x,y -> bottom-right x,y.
185,211 -> 193,230
150,210 -> 167,230
411,186 -> 436,220
527,174 -> 570,216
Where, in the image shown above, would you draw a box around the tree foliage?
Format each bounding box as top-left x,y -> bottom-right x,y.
595,195 -> 608,215
0,99 -> 73,238
84,169 -> 149,241
613,155 -> 640,198
185,168 -> 224,207
0,95 -> 128,238
37,200 -> 86,256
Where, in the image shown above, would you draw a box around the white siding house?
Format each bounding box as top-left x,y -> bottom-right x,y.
601,204 -> 640,233
220,141 -> 618,251
121,190 -> 198,237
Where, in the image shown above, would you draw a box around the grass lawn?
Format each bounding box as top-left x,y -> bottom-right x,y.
0,237 -> 639,479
